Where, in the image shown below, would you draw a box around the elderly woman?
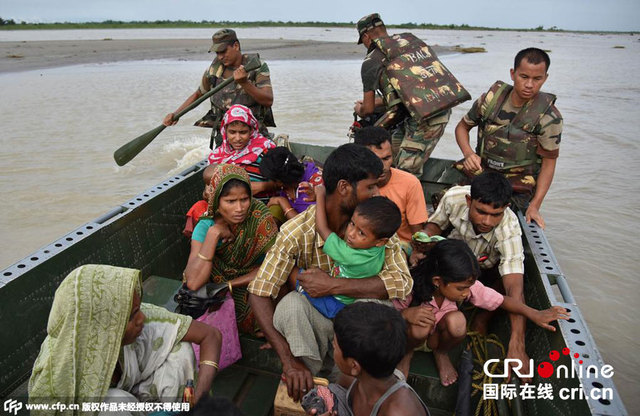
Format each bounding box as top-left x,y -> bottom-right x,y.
184,164 -> 278,333
207,104 -> 277,200
28,264 -> 221,412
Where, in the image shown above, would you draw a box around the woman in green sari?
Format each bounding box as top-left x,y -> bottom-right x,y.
28,264 -> 221,413
184,163 -> 278,333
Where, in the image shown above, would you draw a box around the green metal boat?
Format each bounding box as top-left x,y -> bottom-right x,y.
0,142 -> 627,416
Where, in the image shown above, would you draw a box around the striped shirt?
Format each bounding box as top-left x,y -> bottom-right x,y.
247,205 -> 413,299
428,186 -> 524,276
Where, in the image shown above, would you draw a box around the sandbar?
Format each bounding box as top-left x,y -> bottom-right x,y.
0,38 -> 451,73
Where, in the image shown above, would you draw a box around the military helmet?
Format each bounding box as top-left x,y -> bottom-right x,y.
209,28 -> 239,53
356,13 -> 385,44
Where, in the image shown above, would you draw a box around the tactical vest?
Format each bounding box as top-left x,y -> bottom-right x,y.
477,81 -> 556,176
373,33 -> 470,120
195,53 -> 275,133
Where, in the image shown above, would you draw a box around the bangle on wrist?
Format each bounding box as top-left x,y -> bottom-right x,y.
200,360 -> 219,369
283,207 -> 295,217
227,281 -> 233,295
197,252 -> 213,262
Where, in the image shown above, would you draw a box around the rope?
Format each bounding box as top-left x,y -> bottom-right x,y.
466,330 -> 506,416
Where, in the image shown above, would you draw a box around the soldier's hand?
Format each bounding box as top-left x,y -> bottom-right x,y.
462,152 -> 482,173
163,112 -> 178,126
233,65 -> 248,85
353,100 -> 363,116
525,205 -> 545,229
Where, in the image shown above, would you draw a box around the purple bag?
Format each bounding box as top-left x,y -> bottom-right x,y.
191,293 -> 242,370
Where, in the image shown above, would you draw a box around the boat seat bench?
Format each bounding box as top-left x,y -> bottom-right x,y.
142,275 -> 452,415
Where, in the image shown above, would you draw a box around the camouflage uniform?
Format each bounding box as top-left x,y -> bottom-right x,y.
390,109 -> 451,176
361,33 -> 469,177
194,53 -> 275,148
458,81 -> 563,195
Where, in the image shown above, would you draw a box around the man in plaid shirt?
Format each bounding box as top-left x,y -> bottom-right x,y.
248,143 -> 414,401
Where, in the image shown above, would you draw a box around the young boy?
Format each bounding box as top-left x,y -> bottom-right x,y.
303,302 -> 430,416
297,186 -> 401,319
182,164 -> 217,237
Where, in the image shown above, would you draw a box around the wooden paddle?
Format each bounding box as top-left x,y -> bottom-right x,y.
113,57 -> 262,166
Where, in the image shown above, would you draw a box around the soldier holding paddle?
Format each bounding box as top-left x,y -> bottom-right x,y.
163,29 -> 275,149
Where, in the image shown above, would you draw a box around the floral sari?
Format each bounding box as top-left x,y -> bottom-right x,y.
199,164 -> 278,333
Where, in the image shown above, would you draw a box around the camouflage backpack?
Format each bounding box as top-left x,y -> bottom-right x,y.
373,33 -> 471,120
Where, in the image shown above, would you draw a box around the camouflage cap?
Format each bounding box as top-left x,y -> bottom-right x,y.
209,28 -> 238,53
356,13 -> 384,44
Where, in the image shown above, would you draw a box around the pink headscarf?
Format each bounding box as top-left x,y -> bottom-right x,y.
208,104 -> 275,165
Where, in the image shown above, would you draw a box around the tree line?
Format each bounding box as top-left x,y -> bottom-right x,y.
0,18 -> 567,32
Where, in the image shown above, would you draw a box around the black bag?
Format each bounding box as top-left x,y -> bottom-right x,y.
174,281 -> 229,319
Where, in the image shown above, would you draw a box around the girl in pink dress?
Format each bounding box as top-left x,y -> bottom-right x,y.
394,239 -> 569,386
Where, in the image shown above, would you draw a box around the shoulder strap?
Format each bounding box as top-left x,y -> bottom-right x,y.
369,380 -> 431,416
369,380 -> 405,416
512,91 -> 556,134
210,59 -> 224,79
481,81 -> 512,125
242,53 -> 261,81
372,33 -> 424,61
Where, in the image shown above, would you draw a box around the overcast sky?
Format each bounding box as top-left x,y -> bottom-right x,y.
2,0 -> 639,32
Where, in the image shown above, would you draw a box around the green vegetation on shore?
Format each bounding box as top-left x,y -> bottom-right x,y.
1,18 -> 633,34
0,18 -> 573,32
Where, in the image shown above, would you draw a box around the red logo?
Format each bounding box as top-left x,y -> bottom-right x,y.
537,348 -> 584,378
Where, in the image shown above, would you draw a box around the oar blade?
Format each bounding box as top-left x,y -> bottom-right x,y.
113,124 -> 167,166
113,56 -> 262,166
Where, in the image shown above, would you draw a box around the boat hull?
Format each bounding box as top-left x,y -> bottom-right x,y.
0,144 -> 626,415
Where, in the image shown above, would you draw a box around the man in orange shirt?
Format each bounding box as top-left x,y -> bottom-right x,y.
354,126 -> 428,247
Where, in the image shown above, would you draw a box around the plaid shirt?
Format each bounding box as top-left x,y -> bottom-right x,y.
428,186 -> 524,276
247,206 -> 412,299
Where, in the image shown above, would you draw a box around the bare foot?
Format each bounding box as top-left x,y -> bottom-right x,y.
434,350 -> 458,386
259,341 -> 273,350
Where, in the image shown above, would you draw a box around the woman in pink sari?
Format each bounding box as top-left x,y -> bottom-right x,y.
208,104 -> 276,201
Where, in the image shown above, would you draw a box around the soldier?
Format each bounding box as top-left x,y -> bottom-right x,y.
163,29 -> 275,149
455,48 -> 562,229
354,13 -> 454,178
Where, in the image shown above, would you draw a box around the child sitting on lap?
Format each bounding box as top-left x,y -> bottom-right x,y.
297,186 -> 401,319
395,239 -> 570,386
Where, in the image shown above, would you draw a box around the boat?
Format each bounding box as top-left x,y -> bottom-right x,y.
0,142 -> 627,416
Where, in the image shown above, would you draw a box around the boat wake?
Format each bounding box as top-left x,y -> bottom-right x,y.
163,136 -> 210,175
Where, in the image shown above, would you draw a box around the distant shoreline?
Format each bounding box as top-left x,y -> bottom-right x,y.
0,38 -> 452,74
0,20 -> 633,35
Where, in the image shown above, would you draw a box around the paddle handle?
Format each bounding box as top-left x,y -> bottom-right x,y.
113,58 -> 262,166
170,57 -> 262,123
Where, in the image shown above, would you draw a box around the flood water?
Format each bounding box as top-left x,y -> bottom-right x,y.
1,28 -> 639,409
